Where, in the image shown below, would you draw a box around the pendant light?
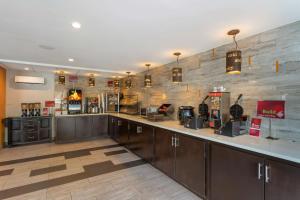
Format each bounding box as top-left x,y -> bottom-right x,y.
58,71 -> 65,85
125,72 -> 132,89
88,74 -> 95,87
144,64 -> 152,88
226,29 -> 242,74
113,79 -> 120,88
172,52 -> 183,83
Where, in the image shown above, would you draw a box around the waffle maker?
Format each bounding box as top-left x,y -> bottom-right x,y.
220,94 -> 245,137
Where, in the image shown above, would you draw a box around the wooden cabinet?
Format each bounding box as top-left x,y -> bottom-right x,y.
56,115 -> 108,143
154,128 -> 206,197
108,116 -> 116,138
175,134 -> 206,197
128,121 -> 154,163
154,127 -> 174,177
209,143 -> 264,200
115,118 -> 129,146
75,116 -> 92,138
56,117 -> 76,142
6,116 -> 53,147
92,115 -> 108,137
265,159 -> 300,200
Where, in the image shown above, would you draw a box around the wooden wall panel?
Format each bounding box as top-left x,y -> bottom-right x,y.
0,66 -> 6,148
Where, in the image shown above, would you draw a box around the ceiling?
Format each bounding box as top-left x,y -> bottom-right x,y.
0,0 -> 299,75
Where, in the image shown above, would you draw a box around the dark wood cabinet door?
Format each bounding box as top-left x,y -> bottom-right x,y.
128,121 -> 138,151
154,128 -> 174,177
265,159 -> 300,200
117,118 -> 129,146
136,124 -> 154,163
56,117 -> 75,141
209,143 -> 264,200
75,116 -> 92,138
175,134 -> 206,197
127,122 -> 153,162
108,116 -> 115,138
91,115 -> 108,137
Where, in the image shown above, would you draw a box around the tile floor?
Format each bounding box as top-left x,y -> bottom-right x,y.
0,139 -> 202,200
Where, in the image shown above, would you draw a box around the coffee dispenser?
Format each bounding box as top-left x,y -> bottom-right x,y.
208,92 -> 230,129
198,95 -> 210,128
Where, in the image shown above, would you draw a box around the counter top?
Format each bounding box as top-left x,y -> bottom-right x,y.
109,113 -> 300,165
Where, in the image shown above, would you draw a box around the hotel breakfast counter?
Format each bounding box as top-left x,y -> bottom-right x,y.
109,113 -> 300,165
54,113 -> 300,164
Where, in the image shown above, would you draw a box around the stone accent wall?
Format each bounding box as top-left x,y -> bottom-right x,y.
122,21 -> 300,141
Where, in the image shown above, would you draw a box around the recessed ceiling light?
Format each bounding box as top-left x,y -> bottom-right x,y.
68,58 -> 74,62
24,67 -> 29,71
72,22 -> 81,29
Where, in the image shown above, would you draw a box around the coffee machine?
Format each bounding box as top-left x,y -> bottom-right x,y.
184,95 -> 210,130
208,92 -> 230,130
85,97 -> 99,114
178,106 -> 195,125
198,95 -> 210,128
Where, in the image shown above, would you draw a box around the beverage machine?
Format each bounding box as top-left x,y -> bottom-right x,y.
85,97 -> 99,114
208,92 -> 230,131
67,89 -> 82,114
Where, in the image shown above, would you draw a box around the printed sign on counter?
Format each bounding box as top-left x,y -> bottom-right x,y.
249,118 -> 262,137
257,100 -> 285,119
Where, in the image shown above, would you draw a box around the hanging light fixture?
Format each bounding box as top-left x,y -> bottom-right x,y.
125,72 -> 132,89
172,52 -> 183,83
58,71 -> 65,85
113,79 -> 120,88
88,74 -> 95,87
144,64 -> 152,88
226,29 -> 242,74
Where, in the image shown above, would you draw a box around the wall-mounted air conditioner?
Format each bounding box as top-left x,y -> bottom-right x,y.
14,76 -> 45,84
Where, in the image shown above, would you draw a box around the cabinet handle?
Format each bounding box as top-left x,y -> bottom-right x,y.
137,126 -> 142,134
265,165 -> 271,183
175,137 -> 179,147
117,120 -> 122,126
171,136 -> 174,146
257,163 -> 263,180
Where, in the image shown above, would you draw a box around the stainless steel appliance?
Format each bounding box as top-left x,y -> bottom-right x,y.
67,89 -> 82,114
208,92 -> 230,130
104,92 -> 121,113
178,106 -> 195,125
85,97 -> 99,114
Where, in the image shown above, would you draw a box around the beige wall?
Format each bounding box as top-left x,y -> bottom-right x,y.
122,21 -> 300,141
5,69 -> 55,117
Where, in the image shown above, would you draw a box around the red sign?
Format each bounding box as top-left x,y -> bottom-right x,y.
69,75 -> 78,82
209,92 -> 222,97
249,118 -> 262,137
45,101 -> 55,107
257,100 -> 285,119
107,80 -> 114,87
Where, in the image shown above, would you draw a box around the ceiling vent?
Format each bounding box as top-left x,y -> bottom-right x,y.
14,76 -> 45,84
